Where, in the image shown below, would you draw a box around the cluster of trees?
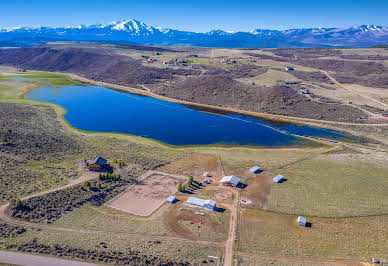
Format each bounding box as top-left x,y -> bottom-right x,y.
98,173 -> 121,181
178,176 -> 195,192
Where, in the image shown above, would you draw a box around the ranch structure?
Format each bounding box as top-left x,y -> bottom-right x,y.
273,174 -> 285,183
185,197 -> 216,211
298,216 -> 307,227
249,166 -> 262,174
87,156 -> 107,171
166,195 -> 177,204
220,175 -> 240,187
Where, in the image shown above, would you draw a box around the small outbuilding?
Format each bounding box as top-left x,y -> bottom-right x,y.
166,195 -> 177,204
203,172 -> 209,177
186,197 -> 216,211
298,87 -> 310,94
286,66 -> 295,71
297,216 -> 307,227
249,166 -> 262,174
220,175 -> 240,187
273,174 -> 285,183
87,157 -> 107,171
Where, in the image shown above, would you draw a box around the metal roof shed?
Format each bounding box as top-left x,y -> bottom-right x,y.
297,216 -> 307,227
166,195 -> 177,204
249,166 -> 262,174
220,175 -> 240,187
186,197 -> 216,211
273,174 -> 285,183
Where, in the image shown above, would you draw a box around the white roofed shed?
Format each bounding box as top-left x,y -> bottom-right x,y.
220,175 -> 240,187
298,216 -> 307,227
186,197 -> 216,211
166,195 -> 177,203
249,166 -> 262,174
273,174 -> 285,183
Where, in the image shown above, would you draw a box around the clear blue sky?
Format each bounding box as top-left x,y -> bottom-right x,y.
1,0 -> 387,31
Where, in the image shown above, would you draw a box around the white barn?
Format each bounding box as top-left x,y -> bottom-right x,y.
249,166 -> 262,174
220,175 -> 240,187
297,216 -> 307,227
186,197 -> 216,211
273,174 -> 285,183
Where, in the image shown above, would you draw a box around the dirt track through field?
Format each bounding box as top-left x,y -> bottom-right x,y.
323,70 -> 388,110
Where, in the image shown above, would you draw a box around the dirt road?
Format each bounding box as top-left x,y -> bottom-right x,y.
0,250 -> 103,266
216,156 -> 239,266
323,70 -> 388,109
223,187 -> 239,266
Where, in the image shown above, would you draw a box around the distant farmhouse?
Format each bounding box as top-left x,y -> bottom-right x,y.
87,156 -> 107,171
220,175 -> 240,187
186,197 -> 216,211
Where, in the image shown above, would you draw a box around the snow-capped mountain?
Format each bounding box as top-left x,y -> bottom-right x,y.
0,20 -> 387,48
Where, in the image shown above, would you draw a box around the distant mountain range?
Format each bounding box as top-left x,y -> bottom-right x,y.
1,19 -> 387,48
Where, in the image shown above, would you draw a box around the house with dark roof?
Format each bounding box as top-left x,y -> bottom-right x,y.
87,157 -> 107,171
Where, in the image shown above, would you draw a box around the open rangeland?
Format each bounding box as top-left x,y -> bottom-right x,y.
236,254 -> 362,266
264,146 -> 388,217
105,172 -> 184,216
236,209 -> 388,262
3,227 -> 222,265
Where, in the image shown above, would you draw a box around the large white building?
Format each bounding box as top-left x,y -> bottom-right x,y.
220,175 -> 240,187
185,197 -> 216,211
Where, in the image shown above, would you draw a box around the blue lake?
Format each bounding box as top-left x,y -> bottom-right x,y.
26,85 -> 363,147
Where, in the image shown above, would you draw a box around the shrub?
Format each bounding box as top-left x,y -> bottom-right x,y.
83,181 -> 91,188
98,173 -> 120,181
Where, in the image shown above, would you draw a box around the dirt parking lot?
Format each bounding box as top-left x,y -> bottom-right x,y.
105,172 -> 183,216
